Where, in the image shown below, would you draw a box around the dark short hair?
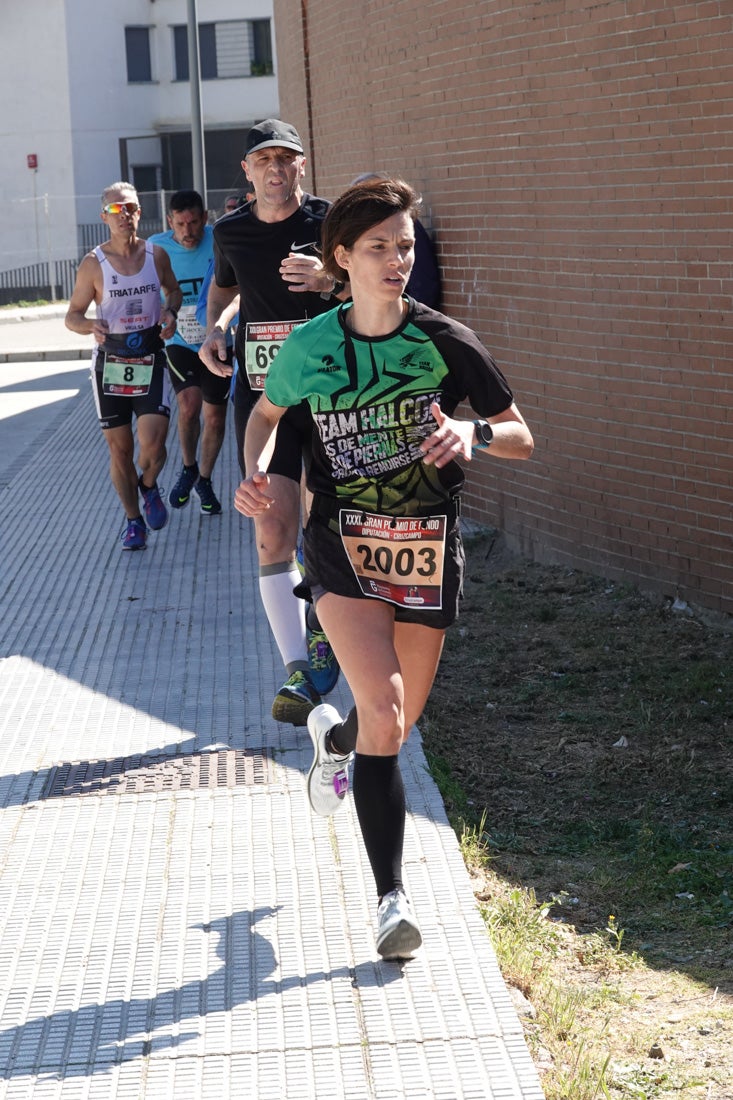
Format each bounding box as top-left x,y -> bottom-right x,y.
321,178 -> 421,282
168,189 -> 205,214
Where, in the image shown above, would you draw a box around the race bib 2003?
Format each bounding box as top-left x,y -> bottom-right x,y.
339,510 -> 446,609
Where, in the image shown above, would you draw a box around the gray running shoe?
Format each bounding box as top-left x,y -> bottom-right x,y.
271,670 -> 320,726
376,890 -> 422,959
306,703 -> 351,816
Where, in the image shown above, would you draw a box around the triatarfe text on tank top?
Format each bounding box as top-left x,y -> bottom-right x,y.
107,283 -> 159,297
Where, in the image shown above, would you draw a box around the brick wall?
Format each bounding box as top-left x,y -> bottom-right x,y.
274,0 -> 733,616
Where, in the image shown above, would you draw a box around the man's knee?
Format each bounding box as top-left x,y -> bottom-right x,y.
177,387 -> 203,420
203,401 -> 227,429
137,418 -> 168,456
254,511 -> 298,561
356,695 -> 405,754
105,428 -> 134,462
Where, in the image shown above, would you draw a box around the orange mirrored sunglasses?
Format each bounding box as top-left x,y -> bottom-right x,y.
103,201 -> 140,215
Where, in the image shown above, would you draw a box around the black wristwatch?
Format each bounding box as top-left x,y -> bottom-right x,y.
473,420 -> 494,449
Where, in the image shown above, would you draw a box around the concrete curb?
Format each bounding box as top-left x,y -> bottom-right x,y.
0,303 -> 91,361
0,303 -> 70,325
0,347 -> 89,363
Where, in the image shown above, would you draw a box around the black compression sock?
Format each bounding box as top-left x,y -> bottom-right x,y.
327,707 -> 358,756
352,753 -> 405,898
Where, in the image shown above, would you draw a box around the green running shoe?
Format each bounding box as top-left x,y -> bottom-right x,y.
271,670 -> 320,726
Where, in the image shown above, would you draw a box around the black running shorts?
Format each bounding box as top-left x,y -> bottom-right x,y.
234,375 -> 312,482
304,507 -> 465,630
166,344 -> 231,405
91,350 -> 171,429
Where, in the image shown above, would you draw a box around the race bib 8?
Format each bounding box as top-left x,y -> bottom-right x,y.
102,354 -> 155,396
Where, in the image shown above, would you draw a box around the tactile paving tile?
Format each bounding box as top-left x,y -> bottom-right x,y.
0,383 -> 545,1097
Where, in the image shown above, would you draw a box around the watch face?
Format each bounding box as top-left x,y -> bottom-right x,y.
476,421 -> 493,445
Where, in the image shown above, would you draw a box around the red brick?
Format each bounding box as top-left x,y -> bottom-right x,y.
274,0 -> 733,616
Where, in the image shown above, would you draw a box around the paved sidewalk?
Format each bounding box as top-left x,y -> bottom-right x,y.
0,304 -> 92,363
0,325 -> 545,1097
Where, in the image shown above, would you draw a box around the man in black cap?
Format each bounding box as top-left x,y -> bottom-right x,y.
199,119 -> 347,727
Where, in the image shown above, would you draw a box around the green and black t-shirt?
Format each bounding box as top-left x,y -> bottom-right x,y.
265,297 -> 514,515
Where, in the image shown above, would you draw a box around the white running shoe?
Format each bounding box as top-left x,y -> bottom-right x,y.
376,890 -> 423,959
306,704 -> 352,816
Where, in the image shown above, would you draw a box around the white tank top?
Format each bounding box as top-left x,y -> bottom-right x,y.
94,242 -> 162,334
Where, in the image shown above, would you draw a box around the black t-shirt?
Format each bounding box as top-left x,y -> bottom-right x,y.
213,193 -> 338,384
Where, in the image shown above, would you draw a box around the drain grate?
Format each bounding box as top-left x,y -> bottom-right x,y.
41,749 -> 272,798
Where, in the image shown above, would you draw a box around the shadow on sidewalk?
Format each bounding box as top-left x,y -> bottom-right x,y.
0,909 -> 398,1081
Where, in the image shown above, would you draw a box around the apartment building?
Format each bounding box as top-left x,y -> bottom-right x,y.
3,0 -> 278,278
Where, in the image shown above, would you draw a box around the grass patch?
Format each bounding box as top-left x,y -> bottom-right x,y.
422,531 -> 733,1098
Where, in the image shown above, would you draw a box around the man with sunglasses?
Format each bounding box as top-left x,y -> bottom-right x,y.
199,119 -> 347,726
66,182 -> 182,550
149,190 -> 230,517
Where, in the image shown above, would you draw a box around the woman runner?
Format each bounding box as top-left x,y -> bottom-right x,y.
234,177 -> 534,959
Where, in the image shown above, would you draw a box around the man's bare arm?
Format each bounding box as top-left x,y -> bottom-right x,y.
65,254 -> 107,343
153,246 -> 183,340
199,281 -> 240,375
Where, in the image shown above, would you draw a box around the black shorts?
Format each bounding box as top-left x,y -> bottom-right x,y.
91,350 -> 171,429
304,506 -> 465,629
166,344 -> 231,405
234,372 -> 312,481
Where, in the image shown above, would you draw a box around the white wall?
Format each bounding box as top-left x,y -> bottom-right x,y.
2,1 -> 77,270
65,0 -> 163,226
0,0 -> 278,280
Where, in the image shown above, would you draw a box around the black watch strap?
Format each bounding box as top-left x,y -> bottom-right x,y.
473,420 -> 493,449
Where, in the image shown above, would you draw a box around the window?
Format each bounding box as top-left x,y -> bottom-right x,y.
172,20 -> 273,81
251,20 -> 273,76
125,26 -> 152,83
132,165 -> 162,194
200,24 -> 217,77
173,26 -> 188,79
173,24 -> 216,80
158,128 -> 248,191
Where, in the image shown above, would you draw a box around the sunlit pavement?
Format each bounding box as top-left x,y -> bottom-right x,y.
0,310 -> 545,1098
